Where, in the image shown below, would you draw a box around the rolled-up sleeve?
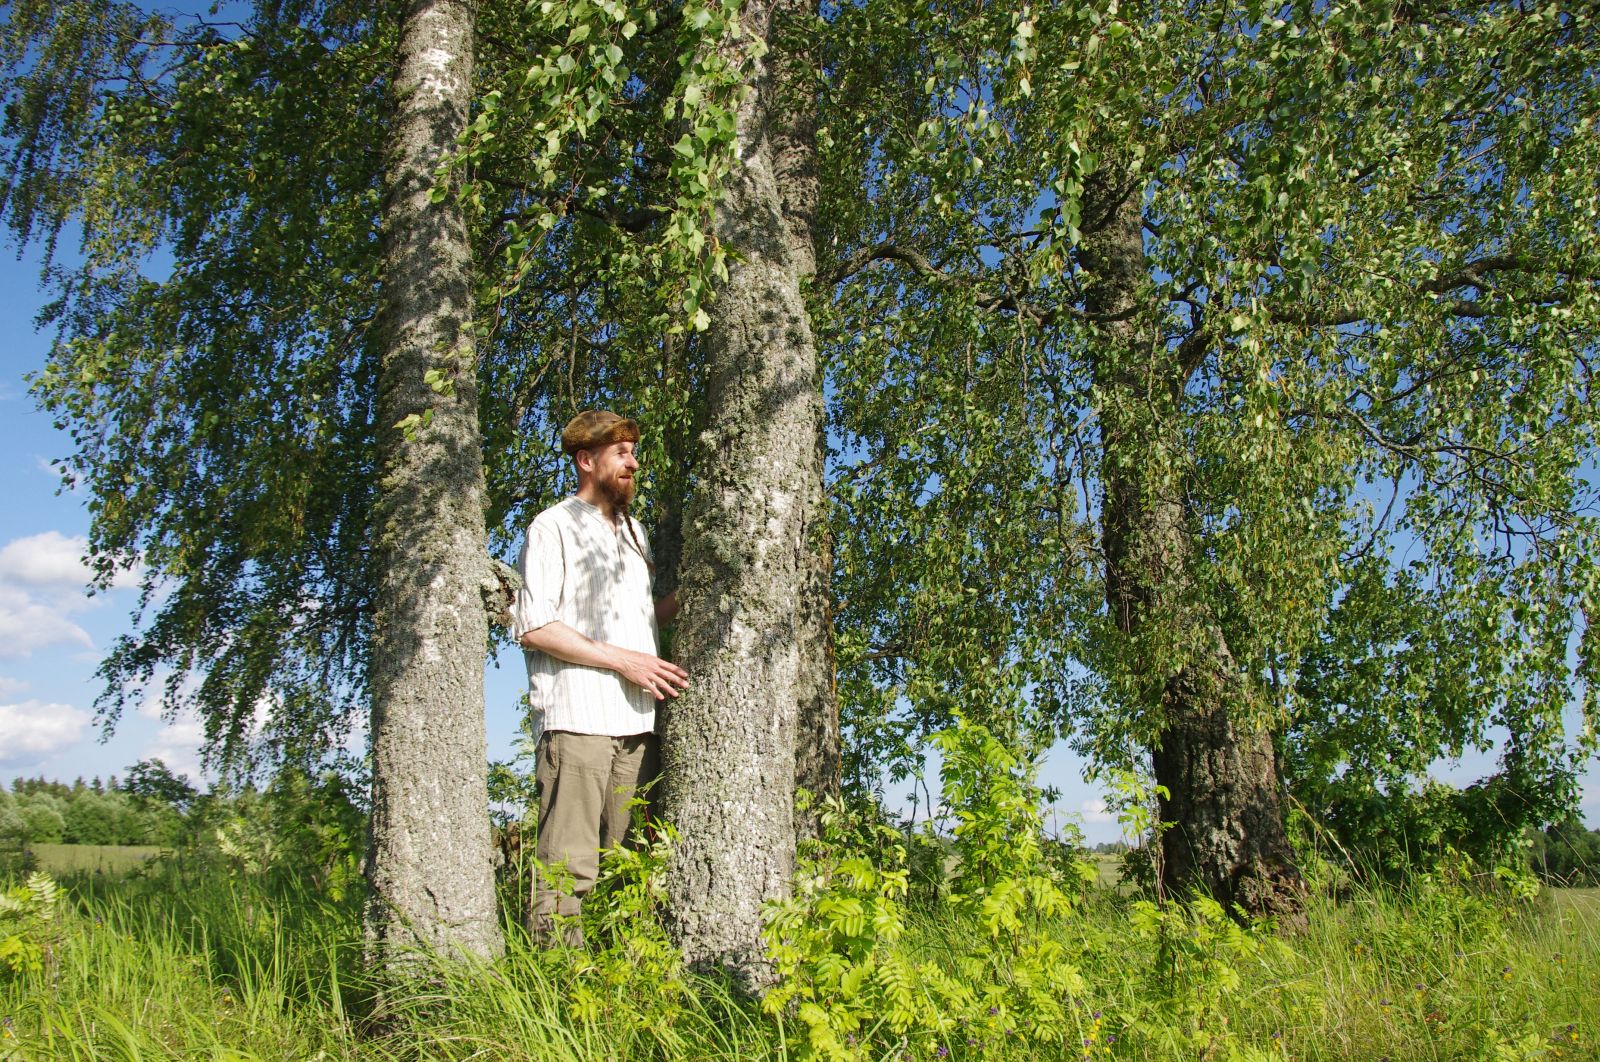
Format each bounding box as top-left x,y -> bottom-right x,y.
511,518 -> 563,639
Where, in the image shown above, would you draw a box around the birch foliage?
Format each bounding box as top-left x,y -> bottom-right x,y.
818,0 -> 1600,836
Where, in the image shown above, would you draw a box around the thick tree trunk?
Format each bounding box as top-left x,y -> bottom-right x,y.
770,0 -> 840,836
792,414 -> 840,836
1084,176 -> 1305,926
660,0 -> 822,987
365,0 -> 503,963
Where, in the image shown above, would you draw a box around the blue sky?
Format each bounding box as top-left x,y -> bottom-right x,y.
0,231 -> 1593,845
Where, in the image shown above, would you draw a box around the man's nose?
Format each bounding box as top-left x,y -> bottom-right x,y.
624,453 -> 639,470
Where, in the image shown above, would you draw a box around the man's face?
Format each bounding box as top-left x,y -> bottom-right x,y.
582,440 -> 639,507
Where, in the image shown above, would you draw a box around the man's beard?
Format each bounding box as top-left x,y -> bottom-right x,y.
599,471 -> 636,509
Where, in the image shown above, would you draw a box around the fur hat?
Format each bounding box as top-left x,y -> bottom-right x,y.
561,409 -> 640,456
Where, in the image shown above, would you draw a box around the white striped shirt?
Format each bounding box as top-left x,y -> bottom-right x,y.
511,496 -> 659,737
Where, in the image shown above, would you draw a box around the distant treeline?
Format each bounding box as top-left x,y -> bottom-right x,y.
4,759 -> 1596,890
1,760 -> 198,848
1529,817 -> 1600,887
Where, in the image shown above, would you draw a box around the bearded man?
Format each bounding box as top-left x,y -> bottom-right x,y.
512,410 -> 686,945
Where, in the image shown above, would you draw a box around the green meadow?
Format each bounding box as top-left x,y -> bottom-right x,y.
2,848 -> 1595,1061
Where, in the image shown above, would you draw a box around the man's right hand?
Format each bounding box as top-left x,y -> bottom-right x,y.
612,646 -> 690,701
519,621 -> 689,700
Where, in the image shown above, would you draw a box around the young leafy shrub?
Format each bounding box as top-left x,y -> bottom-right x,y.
763,796 -> 914,1059
0,872 -> 60,982
765,717 -> 1103,1061
1367,848 -> 1512,981
570,820 -> 689,1029
1126,895 -> 1292,1059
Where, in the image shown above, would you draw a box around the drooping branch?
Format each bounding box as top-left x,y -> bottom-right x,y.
825,240 -> 1138,325
1269,255 -> 1591,327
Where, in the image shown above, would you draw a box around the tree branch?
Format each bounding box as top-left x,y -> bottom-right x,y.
825,242 -> 1141,325
1269,254 -> 1584,327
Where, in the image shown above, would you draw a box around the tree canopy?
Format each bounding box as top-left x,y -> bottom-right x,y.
2,0 -> 1597,905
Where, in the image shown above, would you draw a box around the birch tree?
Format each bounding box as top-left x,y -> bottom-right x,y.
364,0 -> 501,961
820,0 -> 1600,916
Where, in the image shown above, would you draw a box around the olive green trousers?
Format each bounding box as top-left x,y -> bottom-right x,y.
529,729 -> 659,946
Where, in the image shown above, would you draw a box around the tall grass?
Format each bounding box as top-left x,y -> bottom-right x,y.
3,859 -> 1596,1060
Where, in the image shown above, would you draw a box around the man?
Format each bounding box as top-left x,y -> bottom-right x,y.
512,410 -> 687,944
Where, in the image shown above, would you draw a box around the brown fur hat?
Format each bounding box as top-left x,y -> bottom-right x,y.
561,409 -> 640,456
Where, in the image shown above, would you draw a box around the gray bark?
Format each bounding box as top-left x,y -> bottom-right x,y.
365,0 -> 503,963
792,411 -> 840,837
660,0 -> 822,987
1084,176 -> 1306,926
769,0 -> 839,836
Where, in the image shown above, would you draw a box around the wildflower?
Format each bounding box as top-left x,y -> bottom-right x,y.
1106,1034 -> 1116,1044
1501,966 -> 1512,981
936,1047 -> 948,1058
1005,1028 -> 1016,1037
987,1007 -> 999,1017
2,1017 -> 13,1039
1271,1032 -> 1281,1040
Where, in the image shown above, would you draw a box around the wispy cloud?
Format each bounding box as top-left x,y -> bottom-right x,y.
0,699 -> 91,765
0,530 -> 139,590
0,584 -> 92,657
142,708 -> 207,780
1079,798 -> 1116,824
0,531 -> 145,658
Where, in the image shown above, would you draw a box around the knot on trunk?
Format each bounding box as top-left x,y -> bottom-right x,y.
482,557 -> 521,628
1228,859 -> 1309,934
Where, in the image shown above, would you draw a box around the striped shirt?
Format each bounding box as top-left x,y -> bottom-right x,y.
511,496 -> 659,737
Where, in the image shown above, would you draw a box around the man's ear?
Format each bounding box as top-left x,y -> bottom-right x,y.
574,449 -> 593,476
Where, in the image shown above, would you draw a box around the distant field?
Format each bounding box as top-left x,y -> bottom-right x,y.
1549,887 -> 1600,917
29,843 -> 166,875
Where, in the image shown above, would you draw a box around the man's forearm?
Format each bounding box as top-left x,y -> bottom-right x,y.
519,620 -> 691,700
518,621 -> 622,672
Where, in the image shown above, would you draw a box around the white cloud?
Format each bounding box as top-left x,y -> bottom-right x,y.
0,677 -> 29,697
1079,798 -> 1116,823
341,715 -> 369,755
0,700 -> 91,765
0,530 -> 139,590
0,531 -> 91,587
34,456 -> 82,492
143,707 -> 207,780
0,531 -> 147,658
0,584 -> 92,657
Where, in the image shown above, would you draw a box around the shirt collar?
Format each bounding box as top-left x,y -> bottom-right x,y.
568,494 -> 621,531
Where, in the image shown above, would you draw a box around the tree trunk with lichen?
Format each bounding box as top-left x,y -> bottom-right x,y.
364,0 -> 503,967
770,0 -> 840,838
1085,175 -> 1306,927
659,0 -> 823,988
